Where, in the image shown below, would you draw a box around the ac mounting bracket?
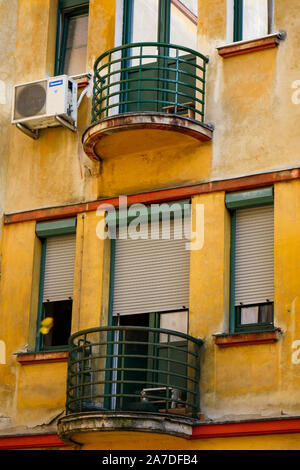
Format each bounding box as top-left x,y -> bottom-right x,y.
55,115 -> 77,132
16,123 -> 40,140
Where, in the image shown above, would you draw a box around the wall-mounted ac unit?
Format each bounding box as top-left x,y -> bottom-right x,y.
12,75 -> 77,137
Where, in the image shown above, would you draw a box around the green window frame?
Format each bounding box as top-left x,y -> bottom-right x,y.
233,0 -> 243,42
226,188 -> 275,333
55,0 -> 89,76
233,0 -> 274,42
122,0 -> 171,45
35,218 -> 77,352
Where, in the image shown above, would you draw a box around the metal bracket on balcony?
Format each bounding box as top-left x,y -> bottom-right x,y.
16,123 -> 40,140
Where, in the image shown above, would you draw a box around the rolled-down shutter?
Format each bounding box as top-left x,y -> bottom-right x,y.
235,205 -> 274,306
43,234 -> 76,303
112,218 -> 190,316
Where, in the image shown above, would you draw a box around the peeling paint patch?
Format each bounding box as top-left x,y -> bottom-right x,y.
0,80 -> 5,104
292,340 -> 300,364
0,340 -> 6,364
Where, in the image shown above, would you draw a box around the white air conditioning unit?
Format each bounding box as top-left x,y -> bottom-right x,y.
12,75 -> 77,136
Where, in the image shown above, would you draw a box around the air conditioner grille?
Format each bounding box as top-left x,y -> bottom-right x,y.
14,81 -> 47,120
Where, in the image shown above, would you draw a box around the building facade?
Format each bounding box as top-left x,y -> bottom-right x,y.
0,0 -> 300,450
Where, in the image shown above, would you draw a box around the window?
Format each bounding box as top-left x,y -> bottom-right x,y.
110,204 -> 191,321
226,188 -> 274,333
120,0 -> 199,114
106,201 -> 191,410
55,0 -> 89,76
233,0 -> 273,42
123,0 -> 198,49
35,218 -> 76,351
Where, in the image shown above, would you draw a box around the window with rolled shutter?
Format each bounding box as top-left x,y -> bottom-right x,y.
43,234 -> 76,303
40,233 -> 76,348
234,204 -> 274,328
112,217 -> 190,317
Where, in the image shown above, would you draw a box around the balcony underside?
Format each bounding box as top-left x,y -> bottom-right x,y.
82,112 -> 213,161
58,411 -> 195,446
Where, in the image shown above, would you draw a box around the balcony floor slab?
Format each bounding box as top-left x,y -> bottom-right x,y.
82,112 -> 213,161
58,411 -> 195,446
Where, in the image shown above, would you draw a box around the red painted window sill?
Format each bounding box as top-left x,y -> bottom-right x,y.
16,351 -> 68,365
214,330 -> 281,348
217,32 -> 285,58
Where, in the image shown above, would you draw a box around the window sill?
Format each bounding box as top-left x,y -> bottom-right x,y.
77,77 -> 90,89
70,73 -> 92,89
217,31 -> 286,58
214,329 -> 281,348
16,350 -> 69,365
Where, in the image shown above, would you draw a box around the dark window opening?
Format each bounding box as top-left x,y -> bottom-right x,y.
42,299 -> 72,348
55,2 -> 89,76
235,302 -> 274,332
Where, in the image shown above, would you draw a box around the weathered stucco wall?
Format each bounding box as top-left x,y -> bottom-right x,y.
1,0 -> 300,448
199,0 -> 300,181
4,0 -> 115,214
0,0 -> 17,262
4,0 -> 300,213
1,180 -> 300,436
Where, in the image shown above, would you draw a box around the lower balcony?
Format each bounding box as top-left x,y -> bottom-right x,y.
58,325 -> 203,444
82,42 -> 213,161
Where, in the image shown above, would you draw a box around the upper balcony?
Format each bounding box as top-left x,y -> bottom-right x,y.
58,325 -> 203,444
82,42 -> 213,161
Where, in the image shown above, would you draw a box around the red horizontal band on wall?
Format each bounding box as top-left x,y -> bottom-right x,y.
0,433 -> 69,450
4,168 -> 300,225
191,417 -> 300,439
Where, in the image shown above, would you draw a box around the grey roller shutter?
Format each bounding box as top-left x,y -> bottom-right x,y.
235,205 -> 274,306
112,218 -> 191,316
43,234 -> 76,303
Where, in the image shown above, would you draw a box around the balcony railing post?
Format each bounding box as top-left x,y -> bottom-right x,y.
111,328 -> 119,411
137,45 -> 143,112
174,47 -> 179,115
120,329 -> 125,411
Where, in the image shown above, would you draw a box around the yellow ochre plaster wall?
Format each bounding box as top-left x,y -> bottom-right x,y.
0,0 -> 300,450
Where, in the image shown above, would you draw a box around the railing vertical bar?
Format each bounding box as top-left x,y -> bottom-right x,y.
120,329 -> 125,410
174,47 -> 179,114
166,333 -> 171,413
137,45 -> 143,111
194,342 -> 201,418
201,59 -> 206,122
111,328 -> 119,410
107,53 -> 112,118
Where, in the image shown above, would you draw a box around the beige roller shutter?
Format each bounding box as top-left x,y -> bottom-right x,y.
235,205 -> 274,306
43,234 -> 76,303
112,218 -> 190,316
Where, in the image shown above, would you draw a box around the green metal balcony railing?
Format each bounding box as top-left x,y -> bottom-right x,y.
92,42 -> 209,123
66,325 -> 203,419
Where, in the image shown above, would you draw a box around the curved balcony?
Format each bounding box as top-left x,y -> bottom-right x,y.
58,325 -> 204,442
82,42 -> 213,161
